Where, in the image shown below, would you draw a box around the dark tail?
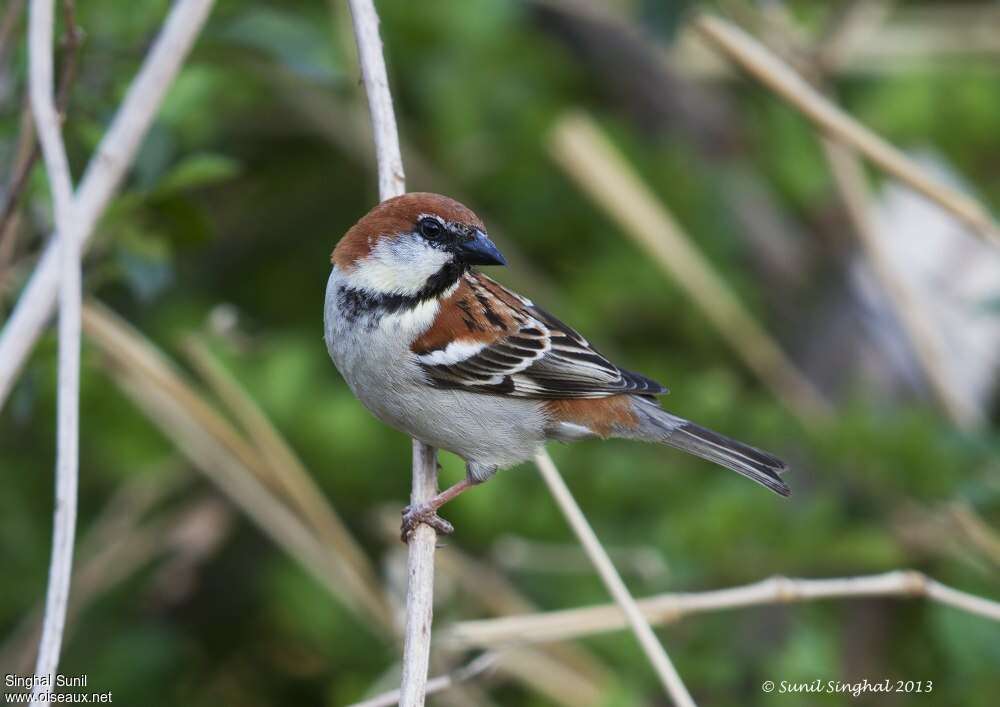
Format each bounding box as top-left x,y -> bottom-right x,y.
631,401 -> 790,496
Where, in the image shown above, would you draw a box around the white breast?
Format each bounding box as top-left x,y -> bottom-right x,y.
323,267 -> 547,470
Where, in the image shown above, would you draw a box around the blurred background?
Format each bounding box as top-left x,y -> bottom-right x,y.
2,0 -> 999,705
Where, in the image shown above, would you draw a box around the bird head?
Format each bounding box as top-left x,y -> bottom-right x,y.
332,193 -> 506,300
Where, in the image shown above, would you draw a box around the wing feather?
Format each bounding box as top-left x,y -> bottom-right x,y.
413,273 -> 667,399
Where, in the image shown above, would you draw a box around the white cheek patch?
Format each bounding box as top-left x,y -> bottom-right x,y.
417,340 -> 487,365
346,235 -> 453,295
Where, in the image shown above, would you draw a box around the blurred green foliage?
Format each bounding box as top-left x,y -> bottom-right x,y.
1,1 -> 998,706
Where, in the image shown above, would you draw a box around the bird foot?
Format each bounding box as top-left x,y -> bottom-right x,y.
400,503 -> 454,543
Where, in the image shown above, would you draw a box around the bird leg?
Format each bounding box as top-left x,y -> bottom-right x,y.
400,478 -> 474,543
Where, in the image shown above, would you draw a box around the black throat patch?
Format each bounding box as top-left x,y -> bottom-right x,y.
337,261 -> 467,324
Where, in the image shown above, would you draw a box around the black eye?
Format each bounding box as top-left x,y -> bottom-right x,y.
419,217 -> 443,240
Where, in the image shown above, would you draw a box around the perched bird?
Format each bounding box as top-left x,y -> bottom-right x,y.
324,193 -> 789,540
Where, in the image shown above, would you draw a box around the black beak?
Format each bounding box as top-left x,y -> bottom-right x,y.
457,229 -> 507,266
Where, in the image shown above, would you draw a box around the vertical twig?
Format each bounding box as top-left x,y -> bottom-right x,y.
345,1 -> 438,705
0,0 -> 81,267
534,451 -> 697,707
0,0 -> 27,53
347,0 -> 405,201
0,0 -> 215,410
28,0 -> 79,702
0,102 -> 36,266
400,440 -> 439,705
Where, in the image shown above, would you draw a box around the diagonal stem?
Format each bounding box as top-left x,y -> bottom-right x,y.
534,450 -> 696,707
0,0 -> 216,410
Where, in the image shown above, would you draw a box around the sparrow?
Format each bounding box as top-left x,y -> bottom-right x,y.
324,193 -> 789,540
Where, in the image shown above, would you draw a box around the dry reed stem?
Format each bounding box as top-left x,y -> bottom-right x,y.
692,14 -> 999,245
549,111 -> 831,425
533,451 -> 696,707
948,502 -> 1000,568
28,2 -> 80,701
250,58 -> 554,301
0,0 -> 216,409
448,570 -> 1000,648
81,302 -> 394,632
181,337 -> 394,627
346,1 -> 439,704
0,0 -> 81,253
434,542 -> 611,698
747,0 -> 980,428
374,510 -> 609,707
676,5 -> 1000,78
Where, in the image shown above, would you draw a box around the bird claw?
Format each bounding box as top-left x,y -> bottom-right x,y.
400,503 -> 454,543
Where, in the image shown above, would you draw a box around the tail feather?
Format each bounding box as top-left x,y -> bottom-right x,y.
631,402 -> 790,496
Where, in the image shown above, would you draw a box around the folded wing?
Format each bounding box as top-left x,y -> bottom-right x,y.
413,273 -> 667,399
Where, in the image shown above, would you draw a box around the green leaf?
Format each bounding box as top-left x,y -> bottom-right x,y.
154,153 -> 241,195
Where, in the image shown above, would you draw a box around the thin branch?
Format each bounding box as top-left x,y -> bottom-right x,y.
0,101 -> 36,276
669,8 -> 1000,79
948,502 -> 1000,568
447,570 -> 1000,649
692,14 -> 1000,246
533,450 -> 696,707
374,510 -> 611,707
346,1 -> 439,705
54,0 -> 82,117
348,653 -> 501,707
0,0 -> 216,410
348,0 -> 405,202
549,111 -> 831,426
399,439 -> 438,706
0,0 -> 81,266
0,0 -> 26,54
813,0 -> 896,75
0,113 -> 40,258
28,1 -> 80,702
0,105 -> 37,254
